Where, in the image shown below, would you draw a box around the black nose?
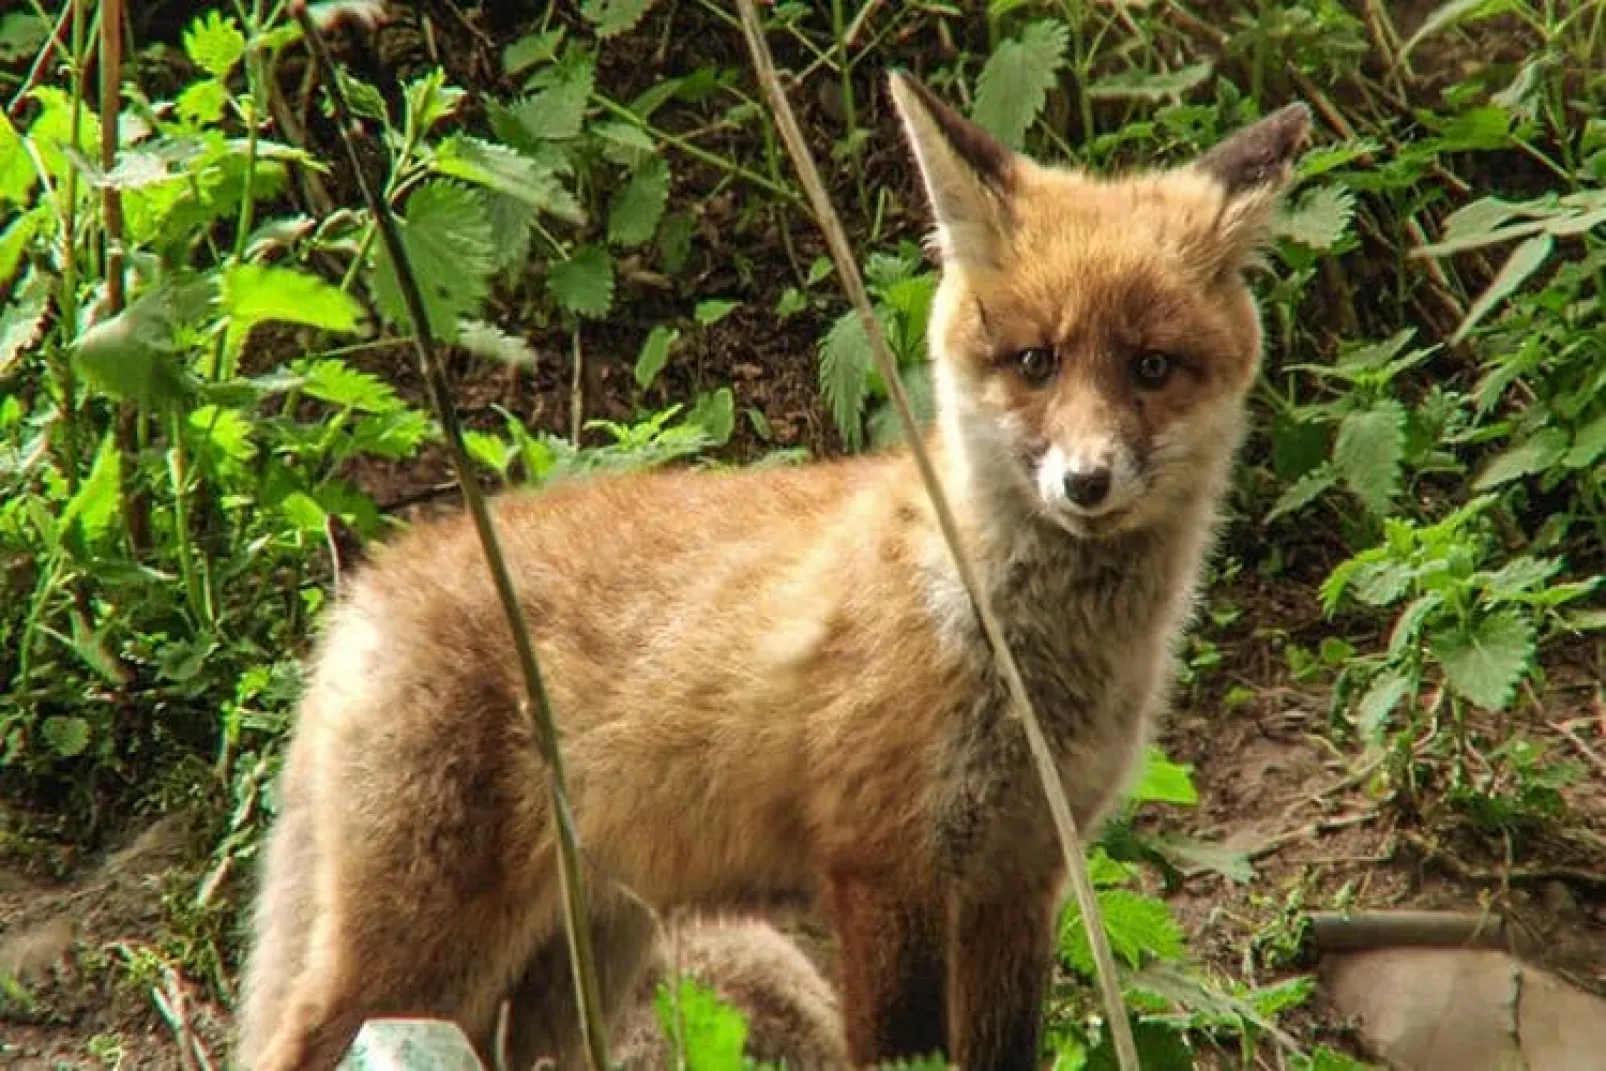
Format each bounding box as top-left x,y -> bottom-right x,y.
1064,468 -> 1111,508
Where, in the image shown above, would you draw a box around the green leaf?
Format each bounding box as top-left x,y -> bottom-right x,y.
1429,610 -> 1534,711
1061,889 -> 1187,973
507,56 -> 595,141
694,299 -> 740,326
1564,412 -> 1606,469
547,244 -> 614,318
370,181 -> 495,340
188,405 -> 257,464
60,432 -> 122,542
1401,0 -> 1519,61
1452,233 -> 1553,344
297,358 -> 402,413
432,135 -> 582,224
1334,400 -> 1405,516
456,319 -> 537,367
223,264 -> 363,355
607,155 -> 670,247
1354,668 -> 1412,742
464,430 -> 517,475
582,0 -> 662,38
404,69 -> 467,136
1472,427 -> 1569,490
183,10 -> 246,80
635,324 -> 679,389
1086,62 -> 1211,101
972,20 -> 1069,150
688,387 -> 735,446
1276,185 -> 1355,250
820,310 -> 872,449
503,28 -> 565,76
1130,746 -> 1198,806
653,978 -> 749,1070
1266,464 -> 1337,523
73,284 -> 191,409
0,110 -> 35,206
42,716 -> 91,759
0,267 -> 50,376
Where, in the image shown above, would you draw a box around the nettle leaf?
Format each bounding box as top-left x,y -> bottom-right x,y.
820,309 -> 874,449
1266,463 -> 1337,523
547,244 -> 614,319
653,978 -> 749,1069
42,716 -> 91,759
0,267 -> 50,376
1452,233 -> 1553,344
297,358 -> 402,413
456,319 -> 537,367
183,10 -> 246,81
1354,668 -> 1413,743
0,111 -> 36,205
1402,0 -> 1520,62
507,55 -> 595,141
1277,185 -> 1355,251
688,387 -> 735,446
405,69 -> 467,137
1334,400 -> 1405,516
1087,62 -> 1212,102
582,0 -> 662,39
432,135 -> 583,224
1565,412 -> 1606,469
1472,427 -> 1569,490
1061,889 -> 1187,973
635,324 -> 679,389
694,299 -> 740,326
370,180 -> 495,340
1130,746 -> 1198,806
73,283 -> 191,409
222,264 -> 363,355
1430,609 -> 1534,711
607,155 -> 670,247
972,20 -> 1069,150
60,432 -> 122,542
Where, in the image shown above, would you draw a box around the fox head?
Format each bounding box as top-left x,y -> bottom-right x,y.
889,73 -> 1309,540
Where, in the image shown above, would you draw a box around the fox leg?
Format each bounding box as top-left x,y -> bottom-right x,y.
946,886 -> 1057,1071
825,870 -> 949,1065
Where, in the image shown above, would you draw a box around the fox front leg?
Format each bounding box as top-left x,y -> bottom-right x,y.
825,870 -> 950,1065
947,887 -> 1057,1071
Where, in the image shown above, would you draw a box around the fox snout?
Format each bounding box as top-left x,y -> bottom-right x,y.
1034,434 -> 1143,524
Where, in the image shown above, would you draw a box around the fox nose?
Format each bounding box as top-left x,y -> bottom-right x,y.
1063,467 -> 1111,508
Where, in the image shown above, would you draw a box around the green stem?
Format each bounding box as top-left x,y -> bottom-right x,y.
591,93 -> 802,205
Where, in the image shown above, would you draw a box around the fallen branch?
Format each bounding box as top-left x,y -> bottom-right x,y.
1309,909 -> 1534,956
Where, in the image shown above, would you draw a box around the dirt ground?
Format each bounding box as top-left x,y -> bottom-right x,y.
3,1 -> 1604,1068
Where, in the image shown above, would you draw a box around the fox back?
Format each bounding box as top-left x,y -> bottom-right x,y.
236,75 -> 1308,1071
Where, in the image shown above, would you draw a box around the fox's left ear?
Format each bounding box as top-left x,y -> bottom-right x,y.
1190,103 -> 1312,270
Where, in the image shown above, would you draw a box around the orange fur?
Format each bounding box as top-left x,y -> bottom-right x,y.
236,76 -> 1308,1071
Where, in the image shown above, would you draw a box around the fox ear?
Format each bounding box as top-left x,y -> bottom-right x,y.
1191,103 -> 1311,268
888,72 -> 1020,272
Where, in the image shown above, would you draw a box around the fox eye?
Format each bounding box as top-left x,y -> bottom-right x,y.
1132,351 -> 1175,390
1014,347 -> 1060,387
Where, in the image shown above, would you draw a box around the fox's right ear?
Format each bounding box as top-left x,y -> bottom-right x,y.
888,72 -> 1019,272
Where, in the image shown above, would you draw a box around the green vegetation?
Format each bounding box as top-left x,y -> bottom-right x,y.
1,0 -> 1600,1067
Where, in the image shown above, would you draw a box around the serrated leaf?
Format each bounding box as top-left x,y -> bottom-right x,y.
688,387 -> 735,445
1354,668 -> 1412,742
0,111 -> 33,206
1401,0 -> 1519,61
1061,889 -> 1187,974
1276,185 -> 1355,250
1087,62 -> 1211,101
60,432 -> 121,541
42,716 -> 91,759
1429,610 -> 1534,710
456,319 -> 536,367
820,310 -> 872,449
223,264 -> 363,357
503,28 -> 565,76
508,56 -> 595,141
635,324 -> 679,389
432,135 -> 582,223
0,267 -> 50,375
1130,746 -> 1198,806
1472,427 -> 1569,490
1334,401 -> 1405,516
547,244 -> 614,318
463,430 -> 517,475
1266,464 -> 1337,523
184,10 -> 246,80
73,284 -> 190,409
297,359 -> 402,413
972,20 -> 1068,150
653,978 -> 749,1069
694,299 -> 740,326
370,181 -> 495,340
582,0 -> 661,38
188,404 -> 257,463
607,155 -> 669,247
1452,233 -> 1553,344
404,69 -> 466,137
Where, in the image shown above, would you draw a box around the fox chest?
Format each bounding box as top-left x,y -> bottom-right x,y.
928,540 -> 1183,877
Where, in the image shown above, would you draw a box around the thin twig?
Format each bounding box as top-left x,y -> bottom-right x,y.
731,4 -> 1139,1069
288,6 -> 612,1068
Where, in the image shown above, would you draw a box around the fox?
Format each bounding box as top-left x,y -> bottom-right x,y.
610,915 -> 846,1069
236,71 -> 1310,1071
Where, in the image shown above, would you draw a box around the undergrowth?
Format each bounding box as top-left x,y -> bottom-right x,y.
1,0 -> 1601,1068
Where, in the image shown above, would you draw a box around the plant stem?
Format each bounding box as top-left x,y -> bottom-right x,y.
290,7 -> 612,1068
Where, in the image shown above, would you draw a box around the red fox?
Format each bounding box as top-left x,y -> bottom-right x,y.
236,72 -> 1309,1071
